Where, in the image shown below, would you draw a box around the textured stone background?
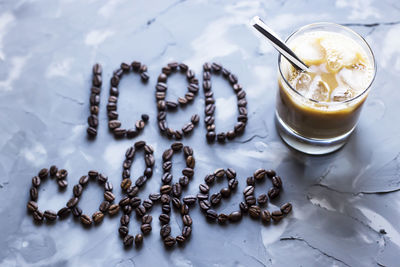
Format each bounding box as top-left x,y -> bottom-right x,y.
0,0 -> 399,266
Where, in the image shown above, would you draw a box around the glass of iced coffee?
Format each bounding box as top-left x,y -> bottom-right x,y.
276,23 -> 376,155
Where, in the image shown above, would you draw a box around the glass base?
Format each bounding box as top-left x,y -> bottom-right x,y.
275,112 -> 354,155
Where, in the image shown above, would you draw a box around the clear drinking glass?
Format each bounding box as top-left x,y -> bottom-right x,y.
275,22 -> 376,155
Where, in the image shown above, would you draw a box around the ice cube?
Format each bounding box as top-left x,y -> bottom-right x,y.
336,66 -> 369,92
291,35 -> 325,65
308,77 -> 330,102
331,86 -> 353,102
295,72 -> 312,93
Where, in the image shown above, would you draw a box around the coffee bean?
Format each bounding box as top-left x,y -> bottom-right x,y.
57,179 -> 68,188
164,236 -> 176,247
228,74 -> 238,84
108,120 -> 121,129
214,168 -> 225,178
44,210 -> 57,221
245,195 -> 256,206
179,176 -> 189,187
131,61 -> 141,71
145,154 -> 155,167
238,99 -> 247,107
197,193 -> 209,201
234,122 -> 245,134
27,201 -> 38,212
239,202 -> 248,213
88,170 -> 98,179
99,201 -> 110,212
93,211 -> 104,224
211,62 -> 222,72
204,174 -> 215,184
182,226 -> 192,238
182,168 -> 194,177
67,197 -> 79,208
206,209 -> 218,221
217,132 -> 226,142
246,176 -> 255,186
33,210 -> 44,222
228,179 -> 238,190
178,97 -> 188,105
119,226 -> 129,237
145,167 -> 153,178
176,235 -> 186,245
183,195 -> 197,206
272,176 -> 282,188
119,214 -> 130,226
73,184 -> 83,197
127,186 -> 139,197
104,182 -> 113,191
205,97 -> 214,105
266,169 -> 276,178
159,214 -> 170,224
104,191 -> 115,202
79,175 -> 89,186
130,197 -> 141,208
32,176 -> 41,187
135,234 -> 143,247
98,174 -> 108,183
142,214 -> 152,224
206,124 -> 215,131
179,63 -> 188,72
205,104 -> 215,116
182,215 -> 192,226
160,185 -> 172,194
135,205 -> 146,217
107,102 -> 117,111
30,187 -> 38,201
90,94 -> 100,106
162,161 -> 172,172
160,224 -> 171,238
111,75 -> 120,87
87,127 -> 97,136
261,210 -> 271,223
149,193 -> 161,202
243,185 -> 254,196
119,197 -> 130,207
113,128 -> 126,137
170,142 -> 183,152
229,211 -> 242,222
190,114 -> 200,125
181,204 -> 189,215
210,193 -> 222,206
280,203 -> 292,214
271,210 -> 284,222
143,199 -> 153,210
49,166 -> 58,177
110,86 -> 119,96
199,200 -> 211,211
254,169 -> 266,181
257,194 -> 268,205
135,120 -> 145,130
108,204 -> 120,215
57,169 -> 68,180
172,183 -> 182,197
199,183 -> 209,194
204,116 -> 214,126
161,194 -> 170,204
249,205 -> 261,219
185,92 -> 195,102
121,179 -> 132,191
220,187 -> 231,198
182,122 -> 194,135
162,149 -> 173,162
80,214 -> 92,226
57,207 -> 71,218
123,235 -> 134,247
182,147 -> 192,157
222,68 -> 230,77
218,213 -> 228,224
268,188 -> 280,199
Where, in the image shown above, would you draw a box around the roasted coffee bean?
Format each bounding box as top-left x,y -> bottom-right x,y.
166,128 -> 174,138
163,161 -> 172,172
171,142 -> 183,151
205,104 -> 215,115
104,191 -> 115,202
185,92 -> 195,102
206,124 -> 215,131
93,211 -> 104,224
119,226 -> 129,237
140,71 -> 150,81
107,102 -> 117,111
32,176 -> 41,187
210,193 -> 222,206
135,234 -> 143,247
125,146 -> 135,159
80,214 -> 92,226
27,201 -> 38,212
127,186 -> 139,197
161,194 -> 170,204
38,168 -> 48,179
211,62 -> 222,72
280,203 -> 292,214
133,140 -> 145,149
183,195 -> 197,206
58,179 -> 68,188
166,101 -> 178,110
178,97 -> 188,105
123,205 -> 132,214
135,176 -> 147,187
272,176 -> 282,188
159,214 -> 170,224
266,169 -> 276,178
99,201 -> 110,212
268,188 -> 280,199
104,182 -> 113,192
43,210 -> 57,221
204,116 -> 214,125
238,99 -> 247,107
110,86 -> 119,96
220,187 -> 231,198
176,235 -> 186,245
93,63 -> 102,75
30,187 -> 38,201
218,213 -> 228,224
228,73 -> 238,84
108,204 -> 120,215
164,236 -> 176,247
199,200 -> 211,211
78,175 -> 89,186
123,235 -> 134,247
190,114 -> 200,125
199,183 -> 209,194
149,193 -> 161,202
246,176 -> 255,186
67,197 -> 79,208
135,120 -> 145,130
271,210 -> 284,222
172,183 -> 182,197
113,128 -> 126,137
98,174 -> 108,183
261,210 -> 271,223
225,168 -> 236,179
254,169 -> 266,181
217,132 -> 226,142
245,195 -> 256,206
188,84 -> 199,93
160,224 -> 171,238
57,169 -> 68,180
182,168 -> 194,177
182,226 -> 192,238
257,194 -> 268,205
162,149 -> 173,161
143,199 -> 153,210
120,179 -> 132,191
203,62 -> 212,71
181,204 -> 189,215
206,209 -> 218,221
160,185 -> 172,194
203,71 -> 211,80
145,154 -> 155,167
120,214 -> 130,226
88,170 -> 98,179
197,193 -> 209,201
87,127 -> 97,136
158,73 -> 167,82
49,166 -> 58,177
186,69 -> 195,80
135,205 -> 146,217
57,207 -> 71,218
119,197 -> 130,207
182,215 -> 192,226
222,68 -> 230,77
229,211 -> 242,222
237,114 -> 248,123
33,210 -> 44,222
234,122 -> 245,134
214,168 -> 225,178
130,197 -> 141,208
237,90 -> 246,99
111,75 -> 120,87
90,94 -> 100,106
204,174 -> 215,184
205,97 -> 214,105
183,146 -> 193,157
108,120 -> 121,129
239,202 -> 248,213
243,185 -> 254,197
249,205 -> 261,219
127,128 -> 138,138
182,123 -> 194,135
141,215 -> 152,225
131,61 -> 141,71
72,184 -> 82,198
228,179 -> 238,190
203,80 -> 212,90
179,176 -> 189,187
123,160 -> 132,169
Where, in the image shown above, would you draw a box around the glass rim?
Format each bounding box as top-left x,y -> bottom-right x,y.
278,22 -> 377,105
